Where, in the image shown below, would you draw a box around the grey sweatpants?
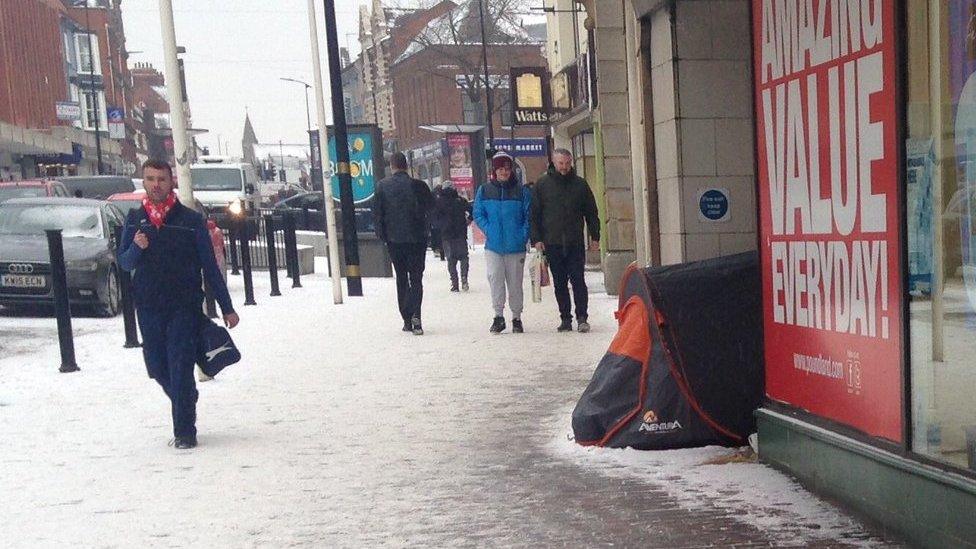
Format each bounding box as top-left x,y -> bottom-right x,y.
486,250 -> 526,318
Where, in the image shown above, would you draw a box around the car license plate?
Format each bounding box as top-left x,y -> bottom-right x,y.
1,274 -> 46,288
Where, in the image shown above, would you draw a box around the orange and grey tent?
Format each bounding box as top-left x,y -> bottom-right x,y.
572,252 -> 763,450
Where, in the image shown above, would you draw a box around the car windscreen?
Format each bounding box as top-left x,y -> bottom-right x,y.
191,168 -> 243,191
0,186 -> 46,201
0,204 -> 104,239
58,177 -> 135,199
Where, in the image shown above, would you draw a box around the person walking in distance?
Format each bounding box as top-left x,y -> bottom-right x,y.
434,183 -> 472,292
474,152 -> 532,334
372,152 -> 434,335
530,149 -> 600,333
117,159 -> 239,450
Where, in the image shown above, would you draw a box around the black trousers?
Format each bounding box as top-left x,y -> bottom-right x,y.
546,243 -> 588,321
137,305 -> 200,439
443,237 -> 469,286
388,242 -> 427,322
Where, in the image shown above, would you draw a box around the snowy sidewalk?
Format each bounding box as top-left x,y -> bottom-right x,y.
0,249 -> 901,547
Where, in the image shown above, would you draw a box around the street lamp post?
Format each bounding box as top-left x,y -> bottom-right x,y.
280,77 -> 312,133
158,0 -> 194,201
323,0 -> 363,296
476,0 -> 494,155
80,1 -> 104,175
306,0 -> 343,304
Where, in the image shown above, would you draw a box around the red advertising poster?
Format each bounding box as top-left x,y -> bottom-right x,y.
446,133 -> 474,198
752,0 -> 903,442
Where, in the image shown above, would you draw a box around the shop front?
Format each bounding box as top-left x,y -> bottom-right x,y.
751,1 -> 976,546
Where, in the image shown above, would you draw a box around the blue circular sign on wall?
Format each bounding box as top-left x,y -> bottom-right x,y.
699,188 -> 730,221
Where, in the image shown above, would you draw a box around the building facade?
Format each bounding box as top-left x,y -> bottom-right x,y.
390,0 -> 549,196
0,0 -> 134,179
130,62 -> 174,169
569,0 -> 976,545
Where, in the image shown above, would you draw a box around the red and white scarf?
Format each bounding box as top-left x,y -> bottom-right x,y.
142,192 -> 178,228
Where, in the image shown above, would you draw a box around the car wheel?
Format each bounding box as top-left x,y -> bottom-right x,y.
96,267 -> 121,318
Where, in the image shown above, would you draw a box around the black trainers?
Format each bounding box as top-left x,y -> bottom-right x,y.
174,436 -> 197,450
557,319 -> 573,332
450,284 -> 460,292
461,280 -> 469,292
512,318 -> 524,333
402,320 -> 412,332
490,316 -> 506,334
577,319 -> 591,333
411,317 -> 424,336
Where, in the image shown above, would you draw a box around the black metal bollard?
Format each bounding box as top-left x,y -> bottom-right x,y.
114,226 -> 140,348
46,230 -> 78,373
263,214 -> 282,297
282,213 -> 295,280
239,216 -> 256,306
228,223 -> 240,275
283,211 -> 302,288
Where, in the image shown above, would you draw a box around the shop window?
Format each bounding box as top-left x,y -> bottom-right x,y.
906,0 -> 976,471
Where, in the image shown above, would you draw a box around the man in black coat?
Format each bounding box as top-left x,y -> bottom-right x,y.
372,152 -> 434,334
118,159 -> 239,450
530,148 -> 601,333
433,185 -> 472,292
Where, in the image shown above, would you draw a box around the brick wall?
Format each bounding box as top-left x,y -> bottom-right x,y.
0,0 -> 69,129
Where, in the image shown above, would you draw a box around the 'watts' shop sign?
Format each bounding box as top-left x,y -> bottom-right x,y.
752,0 -> 902,442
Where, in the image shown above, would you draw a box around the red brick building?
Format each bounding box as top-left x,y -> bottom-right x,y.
64,0 -> 135,173
0,0 -> 74,178
130,62 -> 173,167
390,1 -> 549,193
0,0 -> 132,178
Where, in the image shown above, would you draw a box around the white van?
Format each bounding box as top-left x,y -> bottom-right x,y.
189,157 -> 260,218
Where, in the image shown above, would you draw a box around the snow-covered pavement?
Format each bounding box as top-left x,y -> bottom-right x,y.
0,249 -> 901,547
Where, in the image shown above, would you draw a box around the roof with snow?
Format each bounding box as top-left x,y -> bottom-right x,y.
396,0 -> 540,64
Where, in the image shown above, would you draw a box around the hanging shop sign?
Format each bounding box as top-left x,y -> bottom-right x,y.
510,67 -> 551,126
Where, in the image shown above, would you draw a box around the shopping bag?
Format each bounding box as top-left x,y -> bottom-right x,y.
529,250 -> 548,303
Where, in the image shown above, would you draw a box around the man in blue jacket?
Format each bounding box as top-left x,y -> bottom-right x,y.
474,152 -> 532,334
118,159 -> 238,450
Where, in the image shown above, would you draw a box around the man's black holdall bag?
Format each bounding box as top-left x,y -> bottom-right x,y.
196,313 -> 241,377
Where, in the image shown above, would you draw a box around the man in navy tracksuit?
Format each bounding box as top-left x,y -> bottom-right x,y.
118,159 -> 238,450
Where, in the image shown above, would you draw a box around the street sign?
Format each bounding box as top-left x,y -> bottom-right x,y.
56,101 -> 81,121
697,188 -> 730,222
107,107 -> 124,123
490,138 -> 547,157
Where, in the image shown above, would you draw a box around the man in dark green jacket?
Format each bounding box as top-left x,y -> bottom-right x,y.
530,148 -> 600,333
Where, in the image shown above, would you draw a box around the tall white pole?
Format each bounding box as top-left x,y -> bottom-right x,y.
307,0 -> 343,303
159,0 -> 193,201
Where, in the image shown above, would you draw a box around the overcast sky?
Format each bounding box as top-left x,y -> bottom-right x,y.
121,0 -> 375,157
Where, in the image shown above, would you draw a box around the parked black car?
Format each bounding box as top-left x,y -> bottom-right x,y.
272,192 -> 374,233
0,198 -> 124,317
55,175 -> 135,200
